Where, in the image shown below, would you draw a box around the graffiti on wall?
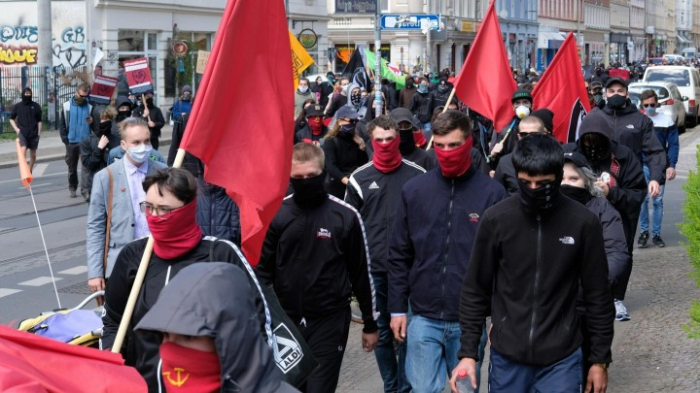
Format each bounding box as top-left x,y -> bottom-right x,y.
0,1 -> 87,68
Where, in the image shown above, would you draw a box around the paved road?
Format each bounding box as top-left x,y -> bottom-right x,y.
0,129 -> 699,392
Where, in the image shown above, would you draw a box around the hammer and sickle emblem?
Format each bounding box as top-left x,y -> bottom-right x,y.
163,367 -> 190,387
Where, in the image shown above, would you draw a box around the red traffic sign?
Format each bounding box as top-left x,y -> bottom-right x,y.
173,41 -> 188,57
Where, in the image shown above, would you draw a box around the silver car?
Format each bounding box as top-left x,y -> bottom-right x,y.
628,81 -> 687,132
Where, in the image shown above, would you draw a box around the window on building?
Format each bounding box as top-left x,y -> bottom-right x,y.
380,0 -> 389,12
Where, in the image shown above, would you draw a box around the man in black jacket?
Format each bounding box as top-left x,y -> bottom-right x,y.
258,143 -> 378,393
409,77 -> 435,139
10,87 -> 42,172
567,109 -> 647,321
132,90 -> 165,150
452,134 -> 614,393
388,110 -> 507,392
345,115 -> 425,393
597,77 -> 666,198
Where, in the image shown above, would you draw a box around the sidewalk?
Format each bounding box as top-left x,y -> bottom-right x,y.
0,126 -> 173,169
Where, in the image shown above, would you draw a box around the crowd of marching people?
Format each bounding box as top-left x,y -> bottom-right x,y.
4,53 -> 677,391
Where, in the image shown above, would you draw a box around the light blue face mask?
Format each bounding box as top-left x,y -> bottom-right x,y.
127,144 -> 152,164
417,84 -> 428,94
644,105 -> 657,116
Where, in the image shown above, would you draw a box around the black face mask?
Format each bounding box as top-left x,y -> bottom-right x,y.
593,93 -> 604,104
339,122 -> 356,135
438,85 -> 448,93
290,172 -> 327,208
560,184 -> 592,205
518,177 -> 561,213
606,94 -> 627,109
350,93 -> 362,107
580,134 -> 610,163
399,129 -> 416,155
116,111 -> 130,123
98,120 -> 112,138
146,97 -> 154,106
22,95 -> 32,104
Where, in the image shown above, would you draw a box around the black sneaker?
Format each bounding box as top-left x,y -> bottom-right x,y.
653,235 -> 665,248
638,231 -> 649,248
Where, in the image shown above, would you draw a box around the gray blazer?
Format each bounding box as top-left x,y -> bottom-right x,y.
86,158 -> 166,279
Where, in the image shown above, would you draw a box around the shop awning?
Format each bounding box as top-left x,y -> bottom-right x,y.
677,34 -> 691,44
537,31 -> 566,49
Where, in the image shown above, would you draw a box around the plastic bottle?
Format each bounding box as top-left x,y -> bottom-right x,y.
456,369 -> 475,393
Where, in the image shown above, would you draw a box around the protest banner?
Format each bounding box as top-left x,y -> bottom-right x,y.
123,57 -> 153,94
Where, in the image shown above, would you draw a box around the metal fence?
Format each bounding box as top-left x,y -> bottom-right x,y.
0,65 -> 89,133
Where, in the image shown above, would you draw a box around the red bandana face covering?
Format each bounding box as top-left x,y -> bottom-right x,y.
147,199 -> 202,260
413,130 -> 427,147
160,342 -> 221,393
308,116 -> 323,136
434,136 -> 473,178
371,137 -> 402,173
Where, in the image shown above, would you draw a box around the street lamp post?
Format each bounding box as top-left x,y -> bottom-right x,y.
374,0 -> 383,117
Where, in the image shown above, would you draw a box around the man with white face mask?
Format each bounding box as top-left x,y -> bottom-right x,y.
294,77 -> 315,118
86,117 -> 166,302
489,89 -> 533,168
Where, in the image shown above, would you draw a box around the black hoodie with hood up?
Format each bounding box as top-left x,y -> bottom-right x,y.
136,262 -> 298,393
564,110 -> 647,248
596,99 -> 667,184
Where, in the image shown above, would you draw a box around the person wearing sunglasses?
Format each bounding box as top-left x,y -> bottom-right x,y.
492,115 -> 551,195
637,89 -> 679,249
60,83 -> 93,198
101,167 -> 272,392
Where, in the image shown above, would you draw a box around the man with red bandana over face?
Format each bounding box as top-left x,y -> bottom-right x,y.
387,110 -> 507,392
345,115 -> 426,393
295,104 -> 328,146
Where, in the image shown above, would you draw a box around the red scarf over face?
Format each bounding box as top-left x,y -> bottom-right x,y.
308,116 -> 323,136
371,137 -> 402,173
160,342 -> 221,393
413,130 -> 427,147
147,199 -> 202,260
434,136 -> 473,177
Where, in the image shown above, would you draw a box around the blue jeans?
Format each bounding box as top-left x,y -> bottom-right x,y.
372,273 -> 410,393
489,348 -> 583,392
405,315 -> 485,393
639,165 -> 665,236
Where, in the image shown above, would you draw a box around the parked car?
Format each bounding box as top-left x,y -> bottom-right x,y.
643,65 -> 700,127
647,57 -> 664,65
663,54 -> 686,63
628,81 -> 687,133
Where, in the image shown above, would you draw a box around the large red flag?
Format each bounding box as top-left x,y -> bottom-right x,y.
532,32 -> 592,143
453,0 -> 517,132
0,325 -> 146,392
180,0 -> 293,266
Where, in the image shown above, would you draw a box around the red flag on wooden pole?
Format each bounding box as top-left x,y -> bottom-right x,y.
532,32 -> 592,143
0,325 -> 146,392
179,0 -> 294,266
453,0 -> 517,132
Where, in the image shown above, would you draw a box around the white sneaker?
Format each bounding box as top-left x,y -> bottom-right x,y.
614,300 -> 630,321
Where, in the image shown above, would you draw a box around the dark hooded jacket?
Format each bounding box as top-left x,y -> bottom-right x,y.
135,263 -> 298,393
584,196 -> 629,287
102,237 -> 271,392
565,111 -> 647,250
398,80 -> 417,109
596,101 -> 667,184
409,89 -> 434,123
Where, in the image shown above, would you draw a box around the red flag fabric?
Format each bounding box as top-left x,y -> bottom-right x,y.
179,0 -> 293,266
532,32 -> 592,143
453,0 -> 517,132
0,325 -> 146,392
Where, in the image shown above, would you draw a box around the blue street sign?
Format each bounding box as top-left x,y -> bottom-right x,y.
380,14 -> 440,31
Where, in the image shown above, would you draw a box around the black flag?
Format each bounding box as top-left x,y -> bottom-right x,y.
341,47 -> 371,90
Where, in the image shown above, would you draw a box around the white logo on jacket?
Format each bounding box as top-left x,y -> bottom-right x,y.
369,181 -> 379,189
317,228 -> 332,239
559,236 -> 575,245
626,124 -> 634,129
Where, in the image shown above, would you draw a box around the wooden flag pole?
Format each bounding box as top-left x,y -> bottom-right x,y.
426,86 -> 457,150
111,148 -> 188,353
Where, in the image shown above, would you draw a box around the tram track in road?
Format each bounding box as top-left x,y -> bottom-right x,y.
0,203 -> 88,235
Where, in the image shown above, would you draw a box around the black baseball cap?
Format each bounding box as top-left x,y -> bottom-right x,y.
512,89 -> 533,103
390,108 -> 414,124
336,106 -> 360,120
605,77 -> 627,90
563,151 -> 590,169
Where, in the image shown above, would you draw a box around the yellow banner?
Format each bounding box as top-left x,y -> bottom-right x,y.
289,31 -> 315,89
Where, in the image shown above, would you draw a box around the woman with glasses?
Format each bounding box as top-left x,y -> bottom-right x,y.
322,106 -> 369,198
101,167 -> 272,392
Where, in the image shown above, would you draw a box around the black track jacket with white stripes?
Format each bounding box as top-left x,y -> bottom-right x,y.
345,160 -> 426,273
257,194 -> 378,333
